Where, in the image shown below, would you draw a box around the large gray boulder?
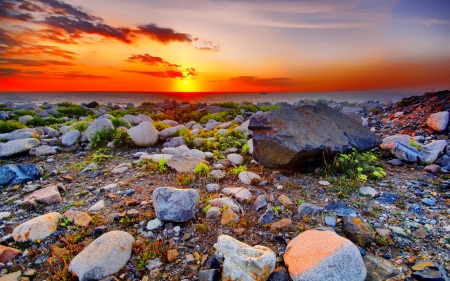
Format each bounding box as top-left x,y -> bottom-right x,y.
284,230 -> 366,281
0,138 -> 40,157
69,231 -> 134,281
152,187 -> 199,222
85,118 -> 114,143
127,121 -> 159,147
0,128 -> 38,141
0,164 -> 43,186
61,130 -> 81,146
248,105 -> 381,168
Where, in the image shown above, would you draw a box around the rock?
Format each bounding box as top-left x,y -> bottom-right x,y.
152,187 -> 199,222
378,192 -> 401,205
389,226 -> 408,237
167,249 -> 178,262
249,105 -> 381,168
35,145 -> 57,156
209,197 -> 240,213
146,258 -> 162,271
137,114 -> 152,122
162,145 -> 190,156
0,271 -> 21,281
63,210 -> 92,227
387,159 -> 404,166
238,171 -> 261,184
215,235 -> 276,281
427,111 -> 449,131
123,114 -> 143,125
221,208 -> 239,225
258,205 -> 274,227
12,212 -> 62,242
0,128 -> 38,141
69,231 -> 134,281
22,185 -> 61,205
411,260 -> 450,281
363,254 -> 400,281
422,198 -> 436,206
140,154 -> 173,162
158,125 -> 185,141
0,164 -> 43,186
407,204 -> 424,215
278,195 -> 293,206
424,164 -> 441,173
61,130 -> 80,146
325,201 -> 356,216
421,140 -> 447,164
325,216 -> 337,227
183,149 -> 205,159
198,269 -> 221,281
18,115 -> 32,124
0,138 -> 40,157
0,245 -> 21,263
253,195 -> 267,211
297,203 -> 323,216
163,136 -> 186,148
112,163 -> 131,174
167,155 -> 207,173
146,218 -> 162,230
359,186 -> 378,197
127,121 -> 159,147
210,170 -> 226,180
85,118 -> 114,143
227,153 -> 244,165
270,218 -> 296,233
222,187 -> 252,202
206,183 -> 220,193
0,211 -> 11,220
88,200 -> 105,212
413,228 -> 428,239
284,230 -> 366,281
342,216 -> 375,248
206,207 -> 221,219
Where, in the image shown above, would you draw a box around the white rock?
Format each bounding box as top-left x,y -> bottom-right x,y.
222,187 -> 252,202
162,145 -> 190,156
215,235 -> 276,281
12,212 -> 62,242
146,218 -> 163,230
112,163 -> 132,174
19,115 -> 33,124
127,121 -> 159,147
238,171 -> 261,184
247,139 -> 253,154
359,186 -> 378,198
183,149 -> 205,159
427,111 -> 449,131
88,200 -> 105,212
0,138 -> 40,157
85,118 -> 114,143
35,145 -> 57,156
69,231 -> 134,280
227,153 -> 244,165
61,130 -> 80,146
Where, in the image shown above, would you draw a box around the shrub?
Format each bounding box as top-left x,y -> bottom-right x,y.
11,109 -> 36,120
153,121 -> 170,131
230,165 -> 247,175
199,112 -> 232,124
27,116 -> 61,127
259,105 -> 281,112
111,117 -> 131,129
242,143 -> 249,154
72,120 -> 91,132
157,159 -> 168,173
91,148 -> 112,164
57,104 -> 93,118
0,120 -> 27,133
113,128 -> 134,148
90,128 -> 115,149
212,102 -> 239,109
241,101 -> 258,112
181,110 -> 207,123
194,162 -> 210,175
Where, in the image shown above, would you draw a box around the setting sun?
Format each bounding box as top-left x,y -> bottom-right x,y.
184,81 -> 189,86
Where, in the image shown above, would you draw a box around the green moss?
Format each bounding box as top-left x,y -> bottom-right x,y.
27,116 -> 61,127
194,162 -> 209,175
113,128 -> 134,148
408,139 -> 422,151
57,104 -> 94,118
199,112 -> 232,124
111,117 -> 131,129
153,121 -> 171,131
0,120 -> 27,133
259,105 -> 281,112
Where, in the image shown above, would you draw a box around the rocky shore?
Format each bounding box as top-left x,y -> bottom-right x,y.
0,90 -> 449,281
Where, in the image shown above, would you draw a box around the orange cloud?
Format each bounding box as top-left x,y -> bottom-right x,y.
122,69 -> 186,79
126,54 -> 181,68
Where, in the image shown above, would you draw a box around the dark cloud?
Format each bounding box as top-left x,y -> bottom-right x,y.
0,58 -> 73,67
229,76 -> 295,86
34,0 -> 102,21
41,16 -> 133,43
126,54 -> 181,68
0,28 -> 21,46
123,69 -> 186,79
0,68 -> 21,76
137,24 -> 193,44
0,0 -> 34,21
46,70 -> 109,79
18,0 -> 45,12
2,45 -> 77,60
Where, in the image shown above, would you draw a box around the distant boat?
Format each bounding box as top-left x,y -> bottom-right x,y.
260,92 -> 267,95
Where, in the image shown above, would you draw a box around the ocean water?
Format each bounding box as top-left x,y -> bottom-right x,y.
0,91 -> 422,106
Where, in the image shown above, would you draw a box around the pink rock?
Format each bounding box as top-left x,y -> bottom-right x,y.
0,245 -> 21,263
424,164 -> 441,173
23,185 -> 61,205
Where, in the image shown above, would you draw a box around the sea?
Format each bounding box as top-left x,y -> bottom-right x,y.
0,90 -> 424,106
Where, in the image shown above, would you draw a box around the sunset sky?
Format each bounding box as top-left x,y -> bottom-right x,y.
0,0 -> 449,92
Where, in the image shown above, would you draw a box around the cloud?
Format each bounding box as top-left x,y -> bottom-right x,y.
126,54 -> 181,68
0,0 -> 34,21
0,58 -> 73,67
123,69 -> 186,79
229,76 -> 295,87
18,0 -> 46,12
34,0 -> 102,21
0,67 -> 21,76
194,40 -> 220,51
0,28 -> 21,46
2,45 -> 77,60
137,24 -> 193,44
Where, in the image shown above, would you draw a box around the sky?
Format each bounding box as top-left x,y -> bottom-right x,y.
0,0 -> 449,92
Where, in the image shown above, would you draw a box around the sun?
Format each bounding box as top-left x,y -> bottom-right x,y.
184,81 -> 189,85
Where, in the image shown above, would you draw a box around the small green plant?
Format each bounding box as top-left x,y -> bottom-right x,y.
72,120 -> 91,132
111,117 -> 131,129
59,218 -> 72,227
90,128 -> 115,149
230,165 -> 247,175
229,221 -> 237,228
136,252 -> 153,271
91,148 -> 112,164
201,194 -> 213,203
196,223 -> 209,233
113,128 -> 134,148
158,159 -> 168,173
153,121 -> 170,131
219,205 -> 228,212
194,162 -> 210,175
200,112 -> 232,124
296,199 -> 305,205
0,120 -> 27,133
242,143 -> 249,154
375,236 -> 389,246
175,173 -> 193,186
259,105 -> 281,112
408,139 -> 422,151
57,103 -> 94,118
272,206 -> 282,212
202,204 -> 211,213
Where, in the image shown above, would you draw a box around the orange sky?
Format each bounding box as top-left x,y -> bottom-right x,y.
0,0 -> 449,92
